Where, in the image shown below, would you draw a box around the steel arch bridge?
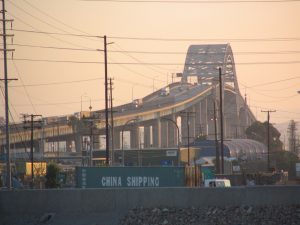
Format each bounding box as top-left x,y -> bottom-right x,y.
0,44 -> 256,161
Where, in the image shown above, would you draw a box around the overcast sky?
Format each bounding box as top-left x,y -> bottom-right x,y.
1,0 -> 300,128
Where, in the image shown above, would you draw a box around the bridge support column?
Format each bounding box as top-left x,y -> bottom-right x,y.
74,134 -> 83,153
161,120 -> 168,148
206,97 -> 215,140
153,119 -> 161,148
190,107 -> 196,142
144,126 -> 151,148
129,127 -> 139,149
195,103 -> 201,138
200,99 -> 208,137
181,115 -> 187,146
167,115 -> 177,148
113,129 -> 120,149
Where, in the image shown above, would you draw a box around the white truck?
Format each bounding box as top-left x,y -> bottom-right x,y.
204,179 -> 231,187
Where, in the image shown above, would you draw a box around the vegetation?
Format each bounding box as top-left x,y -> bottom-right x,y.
45,163 -> 60,188
245,121 -> 283,152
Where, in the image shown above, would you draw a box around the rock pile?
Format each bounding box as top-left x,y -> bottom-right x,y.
120,205 -> 300,225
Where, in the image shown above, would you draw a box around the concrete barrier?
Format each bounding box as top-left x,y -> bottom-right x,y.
0,186 -> 299,215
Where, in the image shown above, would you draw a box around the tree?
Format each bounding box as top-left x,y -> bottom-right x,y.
45,163 -> 60,188
245,121 -> 283,152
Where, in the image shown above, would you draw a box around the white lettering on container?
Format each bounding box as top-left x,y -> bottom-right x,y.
101,176 -> 122,187
127,176 -> 159,187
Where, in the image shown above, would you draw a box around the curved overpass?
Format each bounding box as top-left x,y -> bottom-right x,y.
0,44 -> 256,156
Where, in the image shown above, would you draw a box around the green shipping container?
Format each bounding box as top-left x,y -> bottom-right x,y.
76,166 -> 185,188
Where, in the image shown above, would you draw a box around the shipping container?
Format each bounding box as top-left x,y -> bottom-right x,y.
76,166 -> 193,188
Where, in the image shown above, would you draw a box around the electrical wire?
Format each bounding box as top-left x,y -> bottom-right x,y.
8,43 -> 100,52
112,43 -> 167,76
22,0 -> 101,39
11,60 -> 37,114
7,12 -> 98,49
6,43 -> 300,55
82,0 -> 300,3
0,85 -> 30,159
12,28 -> 102,39
11,28 -> 300,43
9,76 -> 153,89
6,57 -> 300,65
7,0 -> 102,39
10,77 -> 105,87
240,76 -> 300,88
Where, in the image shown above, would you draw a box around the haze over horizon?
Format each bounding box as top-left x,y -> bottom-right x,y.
1,0 -> 300,130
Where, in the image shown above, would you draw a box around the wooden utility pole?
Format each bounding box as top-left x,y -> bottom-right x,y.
23,114 -> 42,188
261,110 -> 276,171
1,0 -> 16,189
104,35 -> 109,166
180,111 -> 195,166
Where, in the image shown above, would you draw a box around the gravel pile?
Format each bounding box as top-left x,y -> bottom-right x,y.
120,205 -> 300,225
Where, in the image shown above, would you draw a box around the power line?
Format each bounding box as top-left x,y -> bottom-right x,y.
6,57 -> 300,65
112,43 -> 167,76
22,0 -> 98,37
7,1 -> 102,39
247,76 -> 300,88
10,77 -> 105,87
11,60 -> 37,114
11,28 -> 300,42
6,42 -> 300,55
8,43 -> 100,52
12,28 -> 102,39
7,12 -> 97,49
82,0 -> 300,3
240,81 -> 300,92
109,36 -> 300,42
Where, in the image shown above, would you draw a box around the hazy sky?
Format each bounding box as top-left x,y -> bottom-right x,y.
1,0 -> 300,128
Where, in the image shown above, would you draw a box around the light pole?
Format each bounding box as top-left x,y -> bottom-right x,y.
121,119 -> 137,166
80,93 -> 89,115
161,117 -> 180,166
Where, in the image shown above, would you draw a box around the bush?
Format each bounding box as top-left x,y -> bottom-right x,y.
45,163 -> 60,188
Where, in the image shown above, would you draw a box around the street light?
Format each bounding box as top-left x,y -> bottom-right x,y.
161,117 -> 180,166
121,119 -> 137,166
80,93 -> 90,114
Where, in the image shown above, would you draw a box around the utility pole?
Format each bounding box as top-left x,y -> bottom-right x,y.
180,111 -> 195,166
213,101 -> 220,174
109,78 -> 115,165
23,114 -> 42,188
104,35 -> 109,166
1,0 -> 16,189
261,110 -> 276,171
219,67 -> 225,174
